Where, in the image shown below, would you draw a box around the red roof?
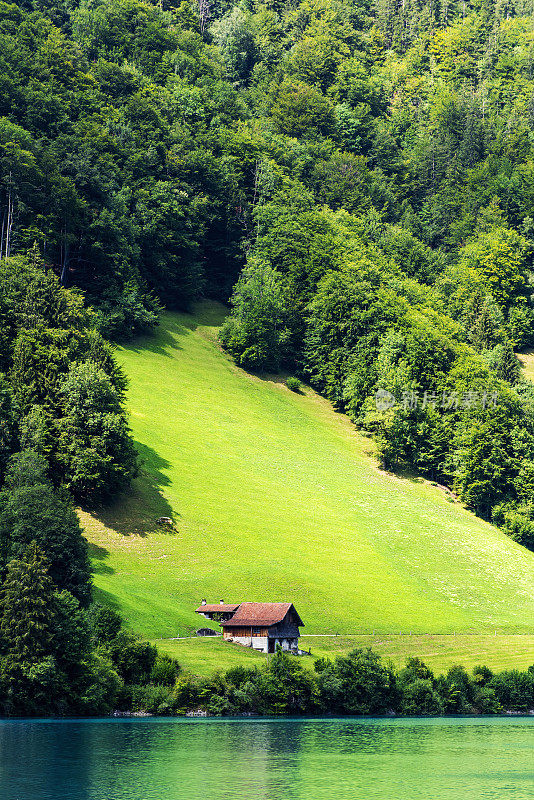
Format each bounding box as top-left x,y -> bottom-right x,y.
221,602 -> 304,628
195,604 -> 240,613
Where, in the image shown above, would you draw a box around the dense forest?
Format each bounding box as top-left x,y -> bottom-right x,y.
1,0 -> 534,712
3,0 -> 534,535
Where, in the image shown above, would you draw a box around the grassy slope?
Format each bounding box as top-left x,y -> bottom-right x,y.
517,350 -> 534,382
156,635 -> 534,677
82,303 -> 534,673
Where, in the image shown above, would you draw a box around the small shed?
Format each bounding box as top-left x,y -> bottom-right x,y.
195,627 -> 219,637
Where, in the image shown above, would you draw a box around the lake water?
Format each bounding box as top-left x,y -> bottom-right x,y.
0,717 -> 533,800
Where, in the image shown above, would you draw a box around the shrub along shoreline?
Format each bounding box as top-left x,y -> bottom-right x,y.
113,646 -> 534,718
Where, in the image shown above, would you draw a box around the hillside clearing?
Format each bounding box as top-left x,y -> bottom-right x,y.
518,350 -> 534,383
82,302 -> 534,673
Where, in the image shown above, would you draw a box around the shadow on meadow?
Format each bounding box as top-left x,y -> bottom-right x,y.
122,301 -> 228,358
92,585 -> 123,611
121,321 -> 182,358
87,541 -> 115,575
86,442 -> 178,538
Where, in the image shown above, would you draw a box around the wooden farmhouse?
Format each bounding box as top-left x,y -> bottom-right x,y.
195,600 -> 304,654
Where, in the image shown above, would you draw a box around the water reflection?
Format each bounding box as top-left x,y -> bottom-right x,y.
0,717 -> 532,800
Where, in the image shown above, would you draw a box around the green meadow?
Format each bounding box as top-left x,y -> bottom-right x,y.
517,350 -> 534,382
156,634 -> 534,677
82,302 -> 534,673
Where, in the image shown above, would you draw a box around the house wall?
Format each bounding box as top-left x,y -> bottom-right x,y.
275,637 -> 298,653
267,622 -> 300,639
223,625 -> 300,654
224,626 -> 269,638
268,618 -> 300,653
233,635 -> 269,652
224,628 -> 268,650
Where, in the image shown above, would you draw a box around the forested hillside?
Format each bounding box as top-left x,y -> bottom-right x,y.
3,0 -> 534,539
1,0 -> 534,713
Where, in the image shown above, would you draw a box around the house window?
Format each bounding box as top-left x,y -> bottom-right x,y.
252,627 -> 262,636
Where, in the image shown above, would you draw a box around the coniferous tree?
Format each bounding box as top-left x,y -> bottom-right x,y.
0,543 -> 97,715
485,342 -> 521,385
0,543 -> 59,714
0,542 -> 55,662
0,377 -> 18,484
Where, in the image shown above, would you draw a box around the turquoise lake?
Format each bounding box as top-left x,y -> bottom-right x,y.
0,717 -> 533,800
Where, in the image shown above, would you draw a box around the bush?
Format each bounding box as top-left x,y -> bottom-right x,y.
400,678 -> 443,715
94,283 -> 161,341
438,665 -> 475,713
489,669 -> 534,711
502,511 -> 534,551
129,684 -> 173,714
79,653 -> 123,715
170,674 -> 201,714
473,686 -> 501,714
254,647 -> 317,714
286,377 -> 301,392
150,653 -> 181,686
220,260 -> 292,372
106,632 -> 157,684
317,648 -> 399,714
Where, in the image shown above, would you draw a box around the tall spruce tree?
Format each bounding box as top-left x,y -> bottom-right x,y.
0,542 -> 55,662
0,543 -> 97,715
0,543 -> 59,714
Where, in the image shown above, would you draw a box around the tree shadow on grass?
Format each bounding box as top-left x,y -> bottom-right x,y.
177,301 -> 228,330
393,467 -> 426,484
87,443 -> 179,538
135,441 -> 172,489
87,542 -> 115,575
122,322 -> 181,358
91,585 -> 122,611
122,303 -> 227,358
